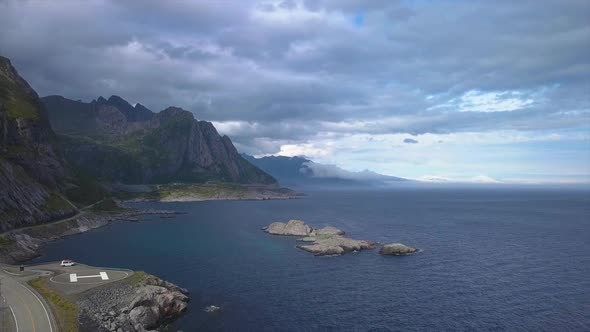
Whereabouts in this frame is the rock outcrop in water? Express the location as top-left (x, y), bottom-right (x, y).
top-left (311, 226), bottom-right (345, 236)
top-left (297, 236), bottom-right (376, 256)
top-left (379, 243), bottom-right (418, 255)
top-left (263, 219), bottom-right (312, 236)
top-left (263, 220), bottom-right (375, 256)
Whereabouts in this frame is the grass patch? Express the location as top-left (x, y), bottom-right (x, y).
top-left (6, 97), bottom-right (38, 120)
top-left (111, 189), bottom-right (161, 201)
top-left (42, 192), bottom-right (74, 213)
top-left (0, 235), bottom-right (13, 249)
top-left (65, 168), bottom-right (108, 208)
top-left (0, 72), bottom-right (40, 120)
top-left (123, 271), bottom-right (148, 287)
top-left (158, 183), bottom-right (248, 200)
top-left (28, 277), bottom-right (79, 332)
top-left (90, 198), bottom-right (126, 213)
top-left (113, 183), bottom-right (254, 201)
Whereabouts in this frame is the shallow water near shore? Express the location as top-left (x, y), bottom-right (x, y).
top-left (32, 187), bottom-right (590, 331)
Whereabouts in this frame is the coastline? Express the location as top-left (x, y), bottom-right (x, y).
top-left (0, 182), bottom-right (302, 264)
top-left (0, 207), bottom-right (191, 332)
top-left (113, 182), bottom-right (303, 203)
top-left (0, 186), bottom-right (302, 331)
top-left (0, 208), bottom-right (183, 264)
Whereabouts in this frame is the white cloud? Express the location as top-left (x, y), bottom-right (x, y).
top-left (458, 90), bottom-right (534, 112)
top-left (417, 175), bottom-right (502, 184)
top-left (277, 143), bottom-right (332, 158)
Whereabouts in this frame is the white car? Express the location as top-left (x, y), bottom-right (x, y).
top-left (60, 259), bottom-right (75, 267)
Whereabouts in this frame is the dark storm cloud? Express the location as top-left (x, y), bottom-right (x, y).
top-left (0, 0), bottom-right (588, 154)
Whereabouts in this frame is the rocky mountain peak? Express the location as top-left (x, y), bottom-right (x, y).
top-left (42, 96), bottom-right (277, 185)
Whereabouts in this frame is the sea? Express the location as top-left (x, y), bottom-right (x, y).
top-left (31, 186), bottom-right (590, 331)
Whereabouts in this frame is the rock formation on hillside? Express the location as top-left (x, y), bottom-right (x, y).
top-left (42, 95), bottom-right (276, 185)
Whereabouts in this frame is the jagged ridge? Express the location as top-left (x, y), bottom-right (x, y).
top-left (42, 95), bottom-right (276, 185)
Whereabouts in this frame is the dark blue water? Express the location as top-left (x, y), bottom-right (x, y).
top-left (32, 187), bottom-right (590, 331)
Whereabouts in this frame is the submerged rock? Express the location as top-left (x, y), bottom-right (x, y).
top-left (263, 219), bottom-right (312, 236)
top-left (204, 305), bottom-right (221, 313)
top-left (379, 243), bottom-right (418, 256)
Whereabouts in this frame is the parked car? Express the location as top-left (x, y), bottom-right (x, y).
top-left (60, 259), bottom-right (75, 267)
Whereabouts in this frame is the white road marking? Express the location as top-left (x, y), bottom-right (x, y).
top-left (1, 294), bottom-right (19, 332)
top-left (50, 270), bottom-right (129, 284)
top-left (18, 283), bottom-right (54, 332)
top-left (69, 272), bottom-right (109, 282)
top-left (9, 305), bottom-right (19, 332)
top-left (2, 269), bottom-right (22, 276)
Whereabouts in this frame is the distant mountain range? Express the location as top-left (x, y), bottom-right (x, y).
top-left (42, 95), bottom-right (276, 185)
top-left (243, 154), bottom-right (407, 188)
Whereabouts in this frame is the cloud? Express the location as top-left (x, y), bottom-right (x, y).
top-left (0, 0), bottom-right (588, 183)
top-left (277, 143), bottom-right (331, 158)
top-left (403, 138), bottom-right (418, 144)
top-left (418, 175), bottom-right (502, 184)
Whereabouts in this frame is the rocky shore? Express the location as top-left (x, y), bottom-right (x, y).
top-left (0, 209), bottom-right (183, 264)
top-left (263, 220), bottom-right (376, 256)
top-left (78, 272), bottom-right (189, 332)
top-left (0, 204), bottom-right (191, 332)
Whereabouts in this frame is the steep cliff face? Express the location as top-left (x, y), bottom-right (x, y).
top-left (0, 56), bottom-right (78, 231)
top-left (42, 96), bottom-right (276, 185)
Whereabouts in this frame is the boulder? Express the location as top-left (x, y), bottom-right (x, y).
top-left (379, 243), bottom-right (417, 255)
top-left (263, 220), bottom-right (312, 236)
top-left (129, 306), bottom-right (158, 329)
top-left (127, 278), bottom-right (189, 329)
top-left (311, 226), bottom-right (345, 236)
top-left (297, 236), bottom-right (375, 256)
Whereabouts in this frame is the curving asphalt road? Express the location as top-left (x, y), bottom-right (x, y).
top-left (0, 269), bottom-right (55, 332)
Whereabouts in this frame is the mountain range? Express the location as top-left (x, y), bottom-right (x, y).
top-left (0, 55), bottom-right (277, 231)
top-left (41, 95), bottom-right (276, 185)
top-left (243, 154), bottom-right (407, 188)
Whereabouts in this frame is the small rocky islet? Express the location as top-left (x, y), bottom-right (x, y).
top-left (262, 219), bottom-right (418, 257)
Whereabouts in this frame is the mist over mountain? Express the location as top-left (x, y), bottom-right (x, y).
top-left (242, 154), bottom-right (406, 188)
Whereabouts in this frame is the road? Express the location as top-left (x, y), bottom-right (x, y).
top-left (0, 269), bottom-right (55, 332)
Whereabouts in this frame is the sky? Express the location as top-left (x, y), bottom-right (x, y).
top-left (0, 0), bottom-right (589, 184)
